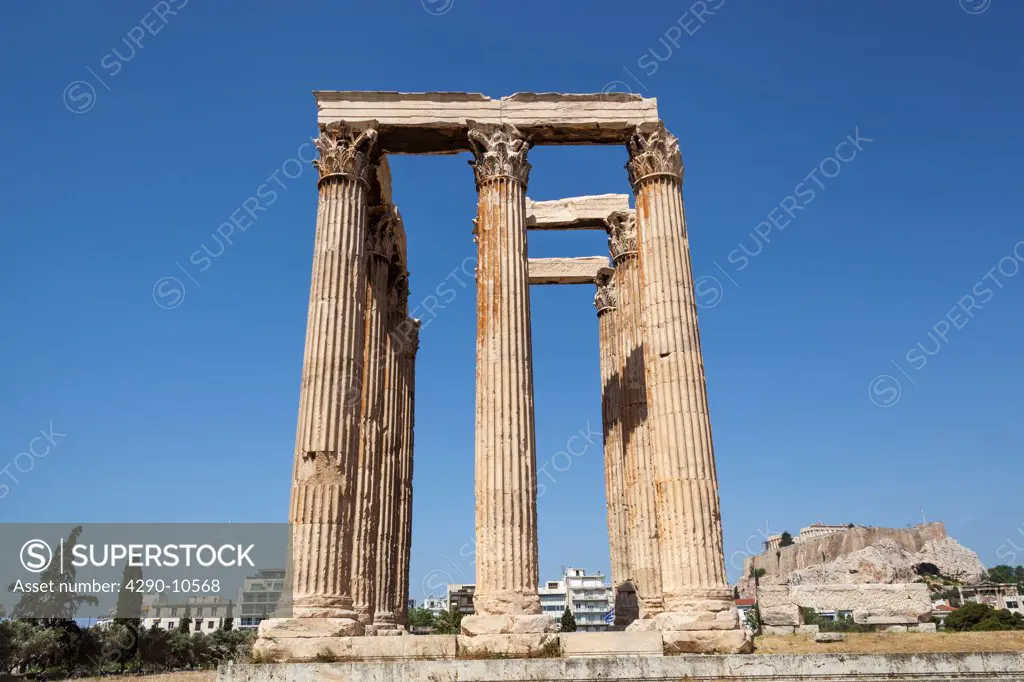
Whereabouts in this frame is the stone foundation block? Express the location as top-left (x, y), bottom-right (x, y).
top-left (456, 633), bottom-right (560, 659)
top-left (257, 618), bottom-right (363, 639)
top-left (916, 622), bottom-right (938, 632)
top-left (662, 629), bottom-right (754, 655)
top-left (797, 624), bottom-right (820, 636)
top-left (814, 632), bottom-right (846, 643)
top-left (253, 634), bottom-right (456, 662)
top-left (653, 609), bottom-right (739, 632)
top-left (559, 632), bottom-right (663, 657)
top-left (759, 605), bottom-right (800, 626)
top-left (854, 612), bottom-right (920, 626)
top-left (762, 625), bottom-right (796, 635)
top-left (624, 618), bottom-right (659, 633)
top-left (511, 614), bottom-right (558, 634)
top-left (879, 624), bottom-right (909, 633)
top-left (461, 614), bottom-right (556, 635)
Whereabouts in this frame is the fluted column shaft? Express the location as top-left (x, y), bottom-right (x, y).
top-left (628, 125), bottom-right (731, 616)
top-left (607, 213), bottom-right (664, 617)
top-left (468, 124), bottom-right (541, 617)
top-left (373, 270), bottom-right (407, 630)
top-left (594, 274), bottom-right (630, 589)
top-left (289, 126), bottom-right (378, 624)
top-left (393, 319), bottom-right (418, 627)
top-left (350, 207), bottom-right (396, 625)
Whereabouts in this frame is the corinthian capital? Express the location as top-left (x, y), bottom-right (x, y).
top-left (467, 123), bottom-right (531, 188)
top-left (314, 124), bottom-right (379, 186)
top-left (594, 271), bottom-right (617, 315)
top-left (605, 211), bottom-right (638, 263)
top-left (626, 123), bottom-right (683, 188)
top-left (367, 205), bottom-right (399, 261)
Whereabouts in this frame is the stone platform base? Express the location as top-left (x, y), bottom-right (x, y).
top-left (254, 629), bottom-right (746, 663)
top-left (461, 613), bottom-right (557, 635)
top-left (221, 651), bottom-right (1024, 681)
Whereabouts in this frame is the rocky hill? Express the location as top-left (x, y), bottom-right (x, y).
top-left (739, 522), bottom-right (986, 593)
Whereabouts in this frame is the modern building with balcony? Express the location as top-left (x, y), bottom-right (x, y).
top-left (235, 568), bottom-right (286, 631)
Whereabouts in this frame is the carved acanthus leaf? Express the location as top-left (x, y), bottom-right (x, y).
top-left (626, 123), bottom-right (683, 187)
top-left (605, 211), bottom-right (638, 262)
top-left (594, 271), bottom-right (617, 314)
top-left (467, 124), bottom-right (531, 187)
top-left (314, 124), bottom-right (379, 185)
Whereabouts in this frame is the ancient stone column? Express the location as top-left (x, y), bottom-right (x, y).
top-left (595, 271), bottom-right (637, 630)
top-left (606, 211), bottom-right (664, 620)
top-left (372, 265), bottom-right (407, 633)
top-left (350, 205), bottom-right (397, 626)
top-left (594, 272), bottom-right (630, 589)
top-left (393, 315), bottom-right (418, 628)
top-left (627, 124), bottom-right (749, 652)
top-left (462, 124), bottom-right (553, 635)
top-left (281, 124), bottom-right (378, 634)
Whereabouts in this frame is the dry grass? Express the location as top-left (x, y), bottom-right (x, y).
top-left (755, 631), bottom-right (1024, 654)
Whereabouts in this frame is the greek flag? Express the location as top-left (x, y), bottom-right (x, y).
top-left (602, 608), bottom-right (614, 625)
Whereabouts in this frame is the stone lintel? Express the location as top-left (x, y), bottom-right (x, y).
top-left (526, 194), bottom-right (632, 230)
top-left (528, 257), bottom-right (611, 285)
top-left (315, 92), bottom-right (660, 154)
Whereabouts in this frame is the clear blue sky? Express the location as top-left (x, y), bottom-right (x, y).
top-left (2, 1), bottom-right (1023, 601)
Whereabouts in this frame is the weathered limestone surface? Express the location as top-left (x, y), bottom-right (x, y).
top-left (560, 632), bottom-right (662, 658)
top-left (628, 124), bottom-right (738, 639)
top-left (526, 194), bottom-right (631, 230)
top-left (252, 634), bottom-right (456, 663)
top-left (286, 124), bottom-right (379, 629)
top-left (463, 124), bottom-right (553, 634)
top-left (350, 206), bottom-right (397, 625)
top-left (315, 92), bottom-right (660, 153)
top-left (594, 273), bottom-right (630, 594)
top-left (757, 584), bottom-right (932, 626)
top-left (607, 211), bottom-right (663, 621)
top-left (225, 651), bottom-right (1024, 681)
top-left (528, 256), bottom-right (611, 284)
top-left (456, 634), bottom-right (560, 659)
top-left (372, 251), bottom-right (409, 631)
top-left (394, 318), bottom-right (419, 627)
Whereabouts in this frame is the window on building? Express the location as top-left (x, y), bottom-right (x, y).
top-left (1007, 601), bottom-right (1019, 609)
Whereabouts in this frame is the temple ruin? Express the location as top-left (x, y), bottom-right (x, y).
top-left (254, 91), bottom-right (750, 660)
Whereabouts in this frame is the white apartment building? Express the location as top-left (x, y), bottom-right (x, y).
top-left (539, 568), bottom-right (613, 632)
top-left (235, 568), bottom-right (286, 631)
top-left (422, 596), bottom-right (448, 617)
top-left (141, 595), bottom-right (233, 634)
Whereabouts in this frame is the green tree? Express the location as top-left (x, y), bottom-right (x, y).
top-left (178, 605), bottom-right (193, 634)
top-left (407, 607), bottom-right (435, 630)
top-left (946, 602), bottom-right (993, 631)
top-left (779, 531), bottom-right (795, 548)
top-left (0, 621), bottom-right (16, 674)
top-left (985, 565), bottom-right (1018, 584)
top-left (139, 624), bottom-right (172, 671)
top-left (974, 609), bottom-right (1024, 631)
top-left (743, 606), bottom-right (762, 634)
top-left (560, 607), bottom-right (577, 632)
top-left (8, 526), bottom-right (98, 620)
top-left (433, 607), bottom-right (463, 635)
top-left (222, 599), bottom-right (234, 631)
top-left (167, 630), bottom-right (194, 669)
